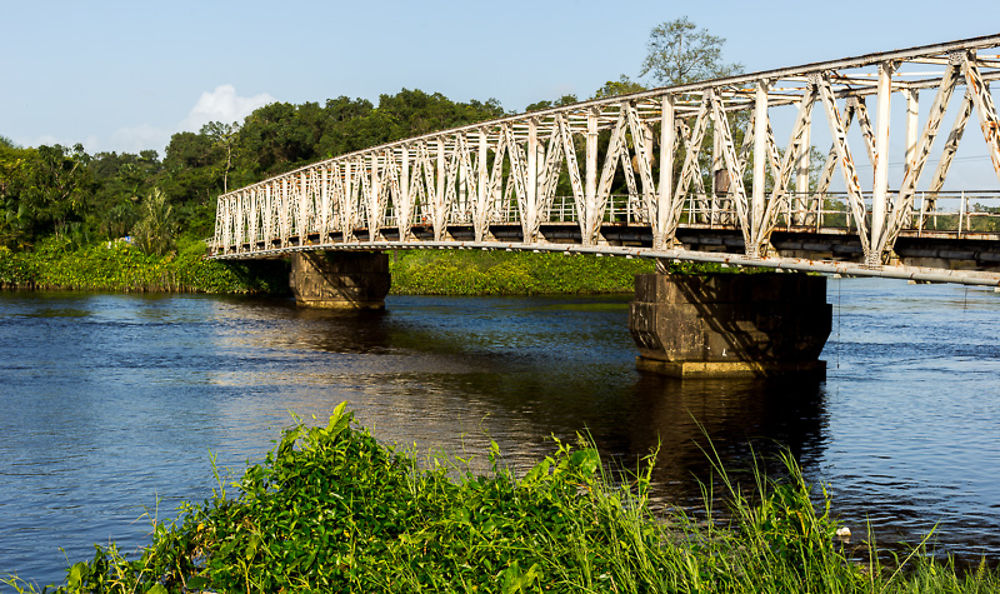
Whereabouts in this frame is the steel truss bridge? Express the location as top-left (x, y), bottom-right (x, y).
top-left (211, 35), bottom-right (1000, 287)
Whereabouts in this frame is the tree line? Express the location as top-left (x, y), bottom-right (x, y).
top-left (0, 18), bottom-right (738, 255)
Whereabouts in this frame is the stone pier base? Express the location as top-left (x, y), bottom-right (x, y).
top-left (629, 273), bottom-right (831, 378)
top-left (289, 251), bottom-right (390, 309)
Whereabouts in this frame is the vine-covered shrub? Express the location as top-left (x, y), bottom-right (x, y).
top-left (389, 250), bottom-right (658, 295)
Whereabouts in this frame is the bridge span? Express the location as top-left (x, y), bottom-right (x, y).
top-left (209, 34), bottom-right (1000, 377)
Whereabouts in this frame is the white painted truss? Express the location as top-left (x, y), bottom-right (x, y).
top-left (211, 34), bottom-right (1000, 277)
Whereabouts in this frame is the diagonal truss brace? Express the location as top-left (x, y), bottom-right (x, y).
top-left (816, 73), bottom-right (872, 259)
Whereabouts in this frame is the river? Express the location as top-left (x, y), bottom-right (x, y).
top-left (1, 278), bottom-right (998, 587)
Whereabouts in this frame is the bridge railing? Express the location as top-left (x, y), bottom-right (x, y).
top-left (277, 189), bottom-right (1000, 244)
top-left (543, 191), bottom-right (1000, 237)
top-left (542, 191), bottom-right (1000, 236)
top-left (768, 190), bottom-right (1000, 236)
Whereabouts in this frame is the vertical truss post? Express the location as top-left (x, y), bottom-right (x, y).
top-left (342, 162), bottom-right (353, 240)
top-left (225, 196), bottom-right (233, 251)
top-left (399, 148), bottom-right (410, 241)
top-left (368, 153), bottom-right (380, 240)
top-left (213, 199), bottom-right (223, 252)
top-left (320, 168), bottom-right (330, 238)
top-left (248, 189), bottom-right (258, 245)
top-left (712, 115), bottom-right (724, 225)
top-left (435, 139), bottom-right (446, 240)
top-left (476, 131), bottom-right (489, 241)
top-left (526, 119), bottom-right (538, 243)
top-left (218, 198), bottom-right (229, 251)
top-left (655, 95), bottom-right (675, 249)
top-left (750, 80), bottom-right (770, 258)
top-left (584, 109), bottom-right (599, 246)
top-left (229, 195), bottom-right (239, 251)
top-left (248, 190), bottom-right (256, 247)
top-left (458, 156), bottom-right (467, 221)
top-left (299, 172), bottom-right (308, 240)
top-left (870, 61), bottom-right (895, 266)
top-left (904, 89), bottom-right (920, 169)
top-left (264, 185), bottom-right (272, 244)
top-left (234, 193), bottom-right (243, 250)
top-left (280, 178), bottom-right (289, 246)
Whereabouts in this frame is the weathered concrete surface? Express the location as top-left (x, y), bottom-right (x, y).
top-left (290, 251), bottom-right (390, 309)
top-left (629, 273), bottom-right (831, 378)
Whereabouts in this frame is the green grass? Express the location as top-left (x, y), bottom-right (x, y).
top-left (5, 405), bottom-right (997, 593)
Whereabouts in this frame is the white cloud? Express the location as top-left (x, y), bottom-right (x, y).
top-left (180, 84), bottom-right (276, 132)
top-left (110, 124), bottom-right (170, 154)
top-left (18, 86), bottom-right (275, 155)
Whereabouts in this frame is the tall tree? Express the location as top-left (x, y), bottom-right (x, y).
top-left (639, 17), bottom-right (742, 87)
top-left (202, 121), bottom-right (240, 193)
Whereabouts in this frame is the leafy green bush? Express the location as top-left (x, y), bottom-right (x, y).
top-left (6, 406), bottom-right (996, 593)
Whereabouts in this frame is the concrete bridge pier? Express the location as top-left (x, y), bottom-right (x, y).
top-left (629, 272), bottom-right (831, 378)
top-left (290, 251), bottom-right (391, 309)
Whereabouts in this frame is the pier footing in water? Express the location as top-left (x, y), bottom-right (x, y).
top-left (290, 251), bottom-right (390, 309)
top-left (629, 272), bottom-right (831, 378)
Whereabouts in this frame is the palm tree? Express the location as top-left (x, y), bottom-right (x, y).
top-left (132, 188), bottom-right (176, 256)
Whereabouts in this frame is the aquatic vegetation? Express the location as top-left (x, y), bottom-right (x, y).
top-left (4, 404), bottom-right (996, 593)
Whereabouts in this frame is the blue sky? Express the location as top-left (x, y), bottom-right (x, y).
top-left (3, 0), bottom-right (999, 156)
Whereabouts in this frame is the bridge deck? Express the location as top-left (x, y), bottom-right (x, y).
top-left (210, 222), bottom-right (1000, 287)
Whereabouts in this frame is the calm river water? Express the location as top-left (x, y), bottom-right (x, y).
top-left (1, 278), bottom-right (999, 587)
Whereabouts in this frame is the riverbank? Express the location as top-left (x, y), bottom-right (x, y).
top-left (0, 241), bottom-right (288, 295)
top-left (4, 405), bottom-right (995, 593)
top-left (0, 242), bottom-right (677, 297)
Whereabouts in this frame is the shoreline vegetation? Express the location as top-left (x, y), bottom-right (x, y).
top-left (0, 241), bottom-right (289, 296)
top-left (0, 241), bottom-right (696, 297)
top-left (5, 406), bottom-right (997, 593)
